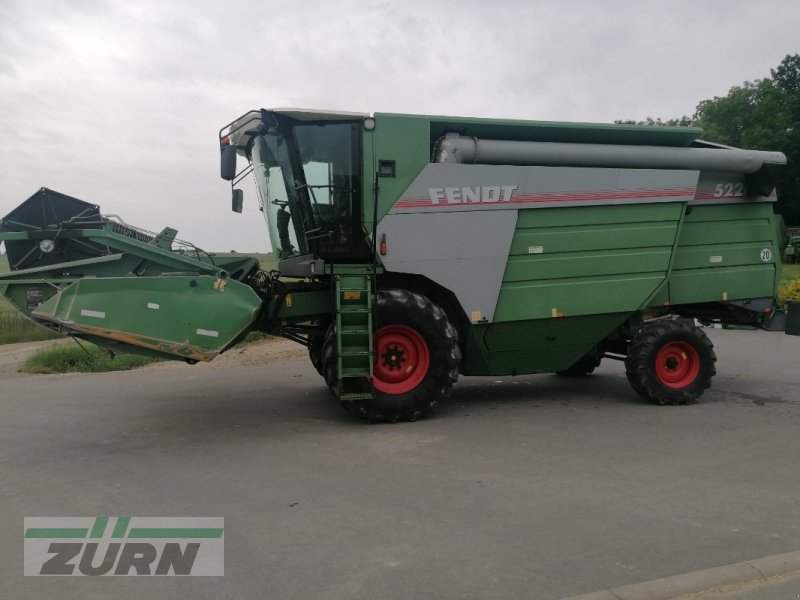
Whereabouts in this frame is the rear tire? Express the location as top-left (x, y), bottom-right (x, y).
top-left (625, 319), bottom-right (716, 405)
top-left (556, 351), bottom-right (601, 377)
top-left (323, 289), bottom-right (461, 423)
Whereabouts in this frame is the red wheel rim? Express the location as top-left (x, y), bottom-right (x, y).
top-left (655, 341), bottom-right (700, 389)
top-left (373, 325), bottom-right (430, 394)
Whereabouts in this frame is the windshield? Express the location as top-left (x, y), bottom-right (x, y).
top-left (251, 133), bottom-right (306, 258)
top-left (250, 119), bottom-right (362, 262)
top-left (293, 123), bottom-right (358, 237)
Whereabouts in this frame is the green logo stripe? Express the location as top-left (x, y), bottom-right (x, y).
top-left (24, 519), bottom-right (223, 540)
top-left (90, 516), bottom-right (108, 538)
top-left (24, 528), bottom-right (88, 539)
top-left (127, 528), bottom-right (224, 539)
top-left (111, 516), bottom-right (130, 538)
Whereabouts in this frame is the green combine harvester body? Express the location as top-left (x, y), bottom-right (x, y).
top-left (0, 108), bottom-right (792, 421)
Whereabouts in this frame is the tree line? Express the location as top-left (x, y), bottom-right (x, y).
top-left (617, 54), bottom-right (800, 225)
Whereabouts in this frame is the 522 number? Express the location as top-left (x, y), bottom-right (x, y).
top-left (713, 182), bottom-right (745, 198)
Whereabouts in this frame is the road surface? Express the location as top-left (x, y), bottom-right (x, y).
top-left (1, 329), bottom-right (799, 599)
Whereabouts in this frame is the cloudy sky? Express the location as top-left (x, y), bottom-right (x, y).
top-left (1, 0), bottom-right (798, 252)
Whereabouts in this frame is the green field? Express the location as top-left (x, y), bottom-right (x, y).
top-left (0, 298), bottom-right (62, 344)
top-left (780, 263), bottom-right (800, 285)
top-left (0, 253), bottom-right (63, 343)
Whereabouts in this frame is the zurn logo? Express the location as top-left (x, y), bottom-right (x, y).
top-left (24, 517), bottom-right (224, 576)
top-left (428, 185), bottom-right (517, 204)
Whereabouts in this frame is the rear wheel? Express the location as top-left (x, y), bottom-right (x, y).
top-left (625, 319), bottom-right (716, 405)
top-left (556, 351), bottom-right (601, 377)
top-left (324, 289), bottom-right (461, 422)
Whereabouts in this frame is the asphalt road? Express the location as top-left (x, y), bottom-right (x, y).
top-left (1, 328), bottom-right (799, 600)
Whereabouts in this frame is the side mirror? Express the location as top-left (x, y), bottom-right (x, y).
top-left (231, 189), bottom-right (243, 213)
top-left (221, 144), bottom-right (237, 181)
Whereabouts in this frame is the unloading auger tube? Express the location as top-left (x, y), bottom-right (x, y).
top-left (434, 133), bottom-right (787, 174)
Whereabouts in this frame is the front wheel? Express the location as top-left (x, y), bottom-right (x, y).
top-left (625, 319), bottom-right (717, 405)
top-left (324, 289), bottom-right (461, 423)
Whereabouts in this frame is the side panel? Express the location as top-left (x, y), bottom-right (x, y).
top-left (668, 202), bottom-right (779, 304)
top-left (377, 210), bottom-right (518, 322)
top-left (379, 163), bottom-right (696, 376)
top-left (494, 203), bottom-right (686, 321)
top-left (389, 164), bottom-right (698, 214)
top-left (376, 154), bottom-right (781, 376)
top-left (372, 114), bottom-right (431, 225)
top-left (379, 163), bottom-right (696, 323)
top-left (462, 314), bottom-right (630, 376)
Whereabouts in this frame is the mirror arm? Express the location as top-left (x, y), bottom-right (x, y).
top-left (233, 164), bottom-right (253, 187)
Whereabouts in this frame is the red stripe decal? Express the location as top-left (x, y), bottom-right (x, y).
top-left (393, 188), bottom-right (696, 209)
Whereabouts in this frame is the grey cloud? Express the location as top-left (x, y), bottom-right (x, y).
top-left (1, 0), bottom-right (799, 251)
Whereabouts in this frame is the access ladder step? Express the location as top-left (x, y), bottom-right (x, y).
top-left (333, 266), bottom-right (375, 397)
top-left (340, 367), bottom-right (372, 378)
top-left (339, 392), bottom-right (374, 401)
top-left (340, 347), bottom-right (372, 357)
top-left (340, 326), bottom-right (369, 334)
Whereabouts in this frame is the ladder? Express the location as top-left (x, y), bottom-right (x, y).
top-left (333, 265), bottom-right (375, 403)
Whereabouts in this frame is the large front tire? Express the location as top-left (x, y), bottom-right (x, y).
top-left (324, 289), bottom-right (461, 423)
top-left (625, 319), bottom-right (716, 405)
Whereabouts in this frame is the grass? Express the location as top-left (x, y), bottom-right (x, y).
top-left (21, 344), bottom-right (162, 374)
top-left (18, 331), bottom-right (273, 374)
top-left (0, 312), bottom-right (62, 344)
top-left (780, 262), bottom-right (800, 285)
top-left (0, 295), bottom-right (63, 345)
top-left (242, 331), bottom-right (273, 343)
top-left (1, 251), bottom-right (63, 344)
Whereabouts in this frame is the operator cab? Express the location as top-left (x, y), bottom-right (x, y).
top-left (221, 109), bottom-right (371, 270)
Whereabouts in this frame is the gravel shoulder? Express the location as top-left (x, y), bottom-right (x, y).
top-left (0, 336), bottom-right (308, 380)
top-left (0, 339), bottom-right (70, 379)
top-left (142, 336), bottom-right (308, 370)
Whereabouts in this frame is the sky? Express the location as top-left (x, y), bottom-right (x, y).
top-left (1, 0), bottom-right (799, 252)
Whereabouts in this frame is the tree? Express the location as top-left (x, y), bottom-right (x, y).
top-left (615, 116), bottom-right (696, 127)
top-left (618, 54), bottom-right (800, 224)
top-left (694, 54), bottom-right (800, 224)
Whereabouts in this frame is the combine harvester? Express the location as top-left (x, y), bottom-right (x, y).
top-left (0, 109), bottom-right (792, 421)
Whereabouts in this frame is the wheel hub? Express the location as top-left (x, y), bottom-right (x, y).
top-left (655, 341), bottom-right (701, 389)
top-left (373, 325), bottom-right (430, 394)
top-left (381, 344), bottom-right (407, 370)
